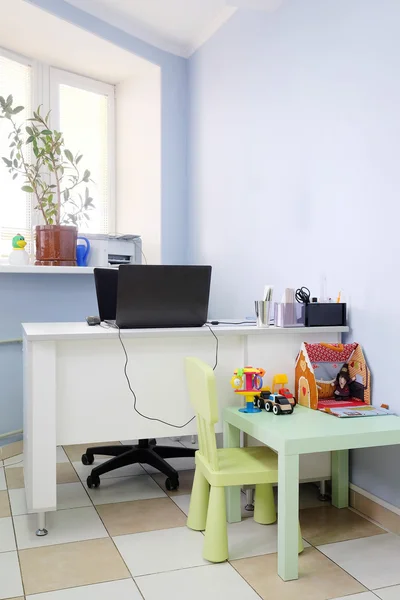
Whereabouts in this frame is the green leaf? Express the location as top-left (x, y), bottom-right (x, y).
top-left (0, 96), bottom-right (5, 107)
top-left (12, 106), bottom-right (24, 114)
top-left (26, 135), bottom-right (34, 144)
top-left (12, 173), bottom-right (18, 180)
top-left (22, 185), bottom-right (34, 193)
top-left (41, 129), bottom-right (52, 136)
top-left (26, 126), bottom-right (33, 136)
top-left (76, 154), bottom-right (83, 164)
top-left (83, 169), bottom-right (90, 182)
top-left (64, 149), bottom-right (74, 163)
top-left (63, 189), bottom-right (70, 201)
top-left (2, 157), bottom-right (12, 167)
top-left (13, 159), bottom-right (18, 168)
top-left (6, 94), bottom-right (13, 105)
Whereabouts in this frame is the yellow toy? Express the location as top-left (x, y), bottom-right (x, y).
top-left (231, 366), bottom-right (265, 413)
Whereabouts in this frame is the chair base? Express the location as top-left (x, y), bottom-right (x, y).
top-left (82, 439), bottom-right (195, 490)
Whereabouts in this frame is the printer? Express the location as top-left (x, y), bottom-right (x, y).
top-left (81, 234), bottom-right (142, 267)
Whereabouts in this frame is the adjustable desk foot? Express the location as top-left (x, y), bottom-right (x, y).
top-left (36, 512), bottom-right (48, 536)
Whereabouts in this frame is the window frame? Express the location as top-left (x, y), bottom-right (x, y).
top-left (0, 46), bottom-right (116, 238)
top-left (49, 67), bottom-right (116, 233)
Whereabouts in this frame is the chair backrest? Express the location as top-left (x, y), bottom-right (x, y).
top-left (185, 357), bottom-right (219, 471)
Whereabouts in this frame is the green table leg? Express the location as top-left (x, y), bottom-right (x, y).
top-left (278, 453), bottom-right (299, 581)
top-left (223, 420), bottom-right (241, 523)
top-left (332, 449), bottom-right (349, 508)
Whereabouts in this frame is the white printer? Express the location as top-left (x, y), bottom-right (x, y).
top-left (81, 234), bottom-right (142, 267)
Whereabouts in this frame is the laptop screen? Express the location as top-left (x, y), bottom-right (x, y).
top-left (116, 265), bottom-right (212, 329)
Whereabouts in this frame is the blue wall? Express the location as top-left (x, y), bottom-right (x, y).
top-left (188, 0), bottom-right (400, 507)
top-left (27, 0), bottom-right (188, 265)
top-left (0, 274), bottom-right (98, 440)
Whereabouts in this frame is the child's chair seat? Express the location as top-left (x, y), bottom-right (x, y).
top-left (196, 446), bottom-right (278, 487)
top-left (185, 357), bottom-right (304, 564)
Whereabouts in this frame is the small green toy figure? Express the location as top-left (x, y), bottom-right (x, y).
top-left (9, 233), bottom-right (30, 266)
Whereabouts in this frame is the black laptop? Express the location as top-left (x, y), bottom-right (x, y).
top-left (94, 268), bottom-right (119, 322)
top-left (114, 265), bottom-right (212, 329)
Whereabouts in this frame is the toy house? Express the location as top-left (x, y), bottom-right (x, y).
top-left (295, 342), bottom-right (370, 411)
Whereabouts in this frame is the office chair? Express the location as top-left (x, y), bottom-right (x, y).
top-left (82, 438), bottom-right (195, 490)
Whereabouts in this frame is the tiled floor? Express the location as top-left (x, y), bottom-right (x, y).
top-left (0, 437), bottom-right (399, 600)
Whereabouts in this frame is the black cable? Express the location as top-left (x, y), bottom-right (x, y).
top-left (205, 324), bottom-right (219, 370)
top-left (116, 326), bottom-right (198, 428)
top-left (295, 287), bottom-right (311, 305)
top-left (208, 320), bottom-right (256, 326)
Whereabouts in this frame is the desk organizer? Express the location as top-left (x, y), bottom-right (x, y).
top-left (295, 342), bottom-right (371, 411)
top-left (274, 303), bottom-right (305, 327)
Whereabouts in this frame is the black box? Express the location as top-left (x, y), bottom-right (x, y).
top-left (305, 303), bottom-right (346, 327)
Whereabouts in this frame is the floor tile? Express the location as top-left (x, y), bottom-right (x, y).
top-left (0, 490), bottom-right (11, 517)
top-left (0, 551), bottom-right (24, 599)
top-left (19, 538), bottom-right (130, 595)
top-left (318, 533), bottom-right (400, 590)
top-left (330, 593), bottom-right (377, 600)
top-left (63, 442), bottom-right (121, 463)
top-left (14, 506), bottom-right (107, 549)
top-left (0, 516), bottom-right (16, 552)
top-left (136, 562), bottom-right (260, 600)
top-left (0, 441), bottom-right (23, 461)
top-left (72, 459), bottom-right (146, 482)
top-left (114, 526), bottom-right (207, 576)
top-left (151, 469), bottom-right (194, 496)
top-left (375, 585), bottom-right (400, 599)
top-left (5, 467), bottom-right (24, 489)
top-left (300, 506), bottom-right (385, 546)
top-left (56, 463), bottom-right (80, 484)
top-left (86, 474), bottom-right (166, 505)
top-left (171, 493), bottom-right (191, 516)
top-left (299, 483), bottom-right (331, 509)
top-left (4, 454), bottom-right (23, 468)
top-left (231, 547), bottom-right (366, 600)
top-left (9, 483), bottom-right (91, 516)
top-left (97, 496), bottom-right (186, 536)
top-left (56, 446), bottom-right (69, 463)
top-left (228, 518), bottom-right (309, 561)
top-left (26, 579), bottom-right (142, 599)
top-left (0, 467), bottom-right (6, 491)
top-left (142, 455), bottom-right (195, 474)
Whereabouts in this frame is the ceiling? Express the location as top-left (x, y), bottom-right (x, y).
top-left (64, 0), bottom-right (283, 58)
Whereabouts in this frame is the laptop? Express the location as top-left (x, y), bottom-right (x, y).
top-left (94, 268), bottom-right (119, 322)
top-left (115, 265), bottom-right (212, 329)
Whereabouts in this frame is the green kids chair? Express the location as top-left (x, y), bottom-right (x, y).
top-left (185, 357), bottom-right (303, 563)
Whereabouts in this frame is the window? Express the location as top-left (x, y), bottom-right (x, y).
top-left (0, 50), bottom-right (32, 256)
top-left (50, 68), bottom-right (115, 234)
top-left (0, 49), bottom-right (115, 256)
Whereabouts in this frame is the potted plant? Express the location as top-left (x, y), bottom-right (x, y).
top-left (0, 95), bottom-right (94, 265)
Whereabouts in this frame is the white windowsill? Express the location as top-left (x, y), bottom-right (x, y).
top-left (0, 264), bottom-right (94, 274)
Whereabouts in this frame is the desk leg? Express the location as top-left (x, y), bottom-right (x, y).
top-left (278, 453), bottom-right (299, 581)
top-left (224, 421), bottom-right (241, 523)
top-left (332, 450), bottom-right (349, 508)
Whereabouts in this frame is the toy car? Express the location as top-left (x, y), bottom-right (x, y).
top-left (279, 387), bottom-right (296, 407)
top-left (265, 393), bottom-right (294, 415)
top-left (254, 392), bottom-right (294, 415)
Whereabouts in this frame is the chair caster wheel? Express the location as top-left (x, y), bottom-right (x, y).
top-left (82, 453), bottom-right (94, 466)
top-left (165, 477), bottom-right (179, 491)
top-left (87, 475), bottom-right (100, 489)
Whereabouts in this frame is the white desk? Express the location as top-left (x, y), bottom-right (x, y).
top-left (22, 322), bottom-right (348, 530)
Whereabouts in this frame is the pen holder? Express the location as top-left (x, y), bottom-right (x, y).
top-left (274, 303), bottom-right (305, 328)
top-left (255, 301), bottom-right (271, 328)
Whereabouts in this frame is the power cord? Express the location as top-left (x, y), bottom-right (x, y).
top-left (116, 324), bottom-right (218, 428)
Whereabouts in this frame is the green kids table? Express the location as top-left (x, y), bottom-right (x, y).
top-left (223, 404), bottom-right (400, 581)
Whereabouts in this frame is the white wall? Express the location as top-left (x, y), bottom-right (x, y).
top-left (188, 0), bottom-right (400, 507)
top-left (116, 67), bottom-right (162, 263)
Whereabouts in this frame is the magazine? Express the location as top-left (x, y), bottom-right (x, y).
top-left (319, 405), bottom-right (396, 418)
